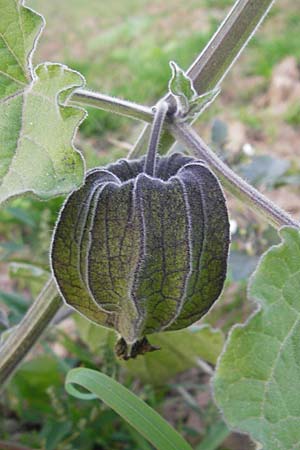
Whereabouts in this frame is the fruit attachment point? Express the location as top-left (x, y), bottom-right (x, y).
top-left (115, 337), bottom-right (161, 360)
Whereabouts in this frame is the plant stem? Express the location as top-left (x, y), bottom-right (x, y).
top-left (186, 0), bottom-right (275, 94)
top-left (70, 90), bottom-right (153, 123)
top-left (170, 123), bottom-right (299, 230)
top-left (70, 86), bottom-right (299, 230)
top-left (71, 0), bottom-right (275, 160)
top-left (129, 0), bottom-right (275, 158)
top-left (144, 102), bottom-right (169, 176)
top-left (0, 279), bottom-right (61, 388)
top-left (0, 0), bottom-right (281, 387)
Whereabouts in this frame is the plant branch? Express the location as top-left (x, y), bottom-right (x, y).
top-left (128, 0), bottom-right (275, 158)
top-left (185, 0), bottom-right (275, 94)
top-left (0, 0), bottom-right (281, 388)
top-left (0, 278), bottom-right (61, 388)
top-left (170, 122), bottom-right (299, 230)
top-left (68, 83), bottom-right (299, 229)
top-left (70, 90), bottom-right (153, 123)
top-left (72, 84), bottom-right (298, 229)
top-left (71, 0), bottom-right (276, 160)
top-left (69, 86), bottom-right (299, 230)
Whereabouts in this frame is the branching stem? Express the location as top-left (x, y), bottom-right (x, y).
top-left (0, 0), bottom-right (285, 388)
top-left (70, 89), bottom-right (299, 230)
top-left (129, 0), bottom-right (275, 158)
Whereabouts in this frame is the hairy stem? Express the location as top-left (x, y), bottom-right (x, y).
top-left (71, 0), bottom-right (275, 161)
top-left (70, 90), bottom-right (153, 123)
top-left (129, 0), bottom-right (275, 158)
top-left (186, 0), bottom-right (275, 93)
top-left (144, 102), bottom-right (169, 176)
top-left (171, 123), bottom-right (299, 230)
top-left (0, 279), bottom-right (61, 388)
top-left (70, 85), bottom-right (299, 230)
top-left (0, 0), bottom-right (279, 387)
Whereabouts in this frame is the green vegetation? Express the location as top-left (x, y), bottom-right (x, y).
top-left (284, 102), bottom-right (300, 127)
top-left (248, 10), bottom-right (300, 78)
top-left (1, 0), bottom-right (300, 449)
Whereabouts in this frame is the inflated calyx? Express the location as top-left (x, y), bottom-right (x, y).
top-left (51, 152), bottom-right (229, 359)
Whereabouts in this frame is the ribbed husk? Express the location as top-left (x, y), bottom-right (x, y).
top-left (51, 153), bottom-right (229, 357)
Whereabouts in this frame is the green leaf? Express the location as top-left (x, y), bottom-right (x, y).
top-left (187, 88), bottom-right (220, 121)
top-left (168, 61), bottom-right (219, 120)
top-left (65, 367), bottom-right (192, 450)
top-left (169, 61), bottom-right (196, 114)
top-left (125, 424), bottom-right (154, 450)
top-left (214, 226), bottom-right (300, 450)
top-left (0, 0), bottom-right (86, 204)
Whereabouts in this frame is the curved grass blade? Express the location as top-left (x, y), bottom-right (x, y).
top-left (65, 368), bottom-right (192, 450)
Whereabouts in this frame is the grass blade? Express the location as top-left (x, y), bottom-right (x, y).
top-left (65, 368), bottom-right (192, 450)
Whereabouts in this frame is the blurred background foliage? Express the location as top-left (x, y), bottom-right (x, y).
top-left (0, 0), bottom-right (300, 448)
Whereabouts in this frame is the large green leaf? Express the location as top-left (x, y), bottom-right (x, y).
top-left (214, 226), bottom-right (300, 450)
top-left (66, 367), bottom-right (192, 450)
top-left (0, 0), bottom-right (86, 204)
